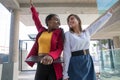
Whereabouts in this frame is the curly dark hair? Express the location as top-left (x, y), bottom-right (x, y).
top-left (45, 14), bottom-right (59, 26)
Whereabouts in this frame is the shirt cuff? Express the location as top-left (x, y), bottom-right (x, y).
top-left (107, 12), bottom-right (112, 17)
top-left (63, 72), bottom-right (69, 79)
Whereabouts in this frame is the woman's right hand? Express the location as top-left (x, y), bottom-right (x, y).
top-left (109, 8), bottom-right (113, 14)
top-left (41, 55), bottom-right (53, 65)
top-left (30, 0), bottom-right (33, 6)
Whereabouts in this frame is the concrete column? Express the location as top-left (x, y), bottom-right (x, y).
top-left (0, 64), bottom-right (3, 80)
top-left (113, 36), bottom-right (120, 49)
top-left (1, 9), bottom-right (19, 80)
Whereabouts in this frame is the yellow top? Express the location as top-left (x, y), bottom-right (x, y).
top-left (38, 31), bottom-right (53, 55)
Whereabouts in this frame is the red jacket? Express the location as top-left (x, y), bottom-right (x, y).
top-left (25, 6), bottom-right (64, 80)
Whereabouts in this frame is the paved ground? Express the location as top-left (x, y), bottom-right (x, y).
top-left (18, 71), bottom-right (120, 80)
top-left (18, 71), bottom-right (35, 80)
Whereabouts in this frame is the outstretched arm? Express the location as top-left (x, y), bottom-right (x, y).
top-left (86, 9), bottom-right (112, 36)
top-left (30, 0), bottom-right (44, 31)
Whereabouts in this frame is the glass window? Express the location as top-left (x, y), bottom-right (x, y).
top-left (0, 3), bottom-right (11, 63)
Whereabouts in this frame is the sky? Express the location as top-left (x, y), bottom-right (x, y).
top-left (96, 0), bottom-right (118, 13)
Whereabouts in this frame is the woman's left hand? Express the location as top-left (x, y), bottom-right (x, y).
top-left (41, 55), bottom-right (53, 65)
top-left (109, 8), bottom-right (113, 14)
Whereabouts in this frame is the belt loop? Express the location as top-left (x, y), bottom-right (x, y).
top-left (83, 50), bottom-right (86, 55)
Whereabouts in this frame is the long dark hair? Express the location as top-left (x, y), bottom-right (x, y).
top-left (67, 14), bottom-right (82, 32)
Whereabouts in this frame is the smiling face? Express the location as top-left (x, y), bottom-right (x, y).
top-left (68, 15), bottom-right (79, 28)
top-left (67, 14), bottom-right (82, 32)
top-left (48, 16), bottom-right (60, 29)
top-left (46, 14), bottom-right (60, 31)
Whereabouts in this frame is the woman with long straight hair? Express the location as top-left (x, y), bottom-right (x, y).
top-left (63, 9), bottom-right (113, 80)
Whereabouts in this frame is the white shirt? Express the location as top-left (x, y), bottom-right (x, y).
top-left (63, 12), bottom-right (112, 79)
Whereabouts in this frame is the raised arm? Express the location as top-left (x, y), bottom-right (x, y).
top-left (30, 0), bottom-right (44, 31)
top-left (86, 10), bottom-right (112, 36)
